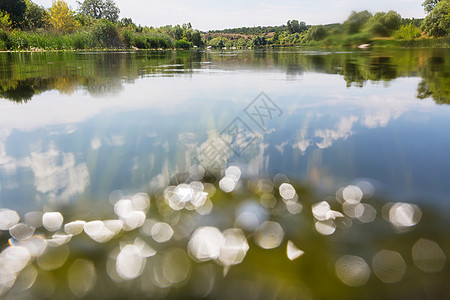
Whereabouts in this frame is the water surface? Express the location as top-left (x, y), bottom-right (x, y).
top-left (0, 49), bottom-right (449, 299)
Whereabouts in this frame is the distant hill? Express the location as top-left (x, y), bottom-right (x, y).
top-left (207, 25), bottom-right (289, 35)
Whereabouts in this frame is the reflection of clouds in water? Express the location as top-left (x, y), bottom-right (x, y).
top-left (315, 115), bottom-right (359, 149)
top-left (20, 148), bottom-right (90, 205)
top-left (0, 130), bottom-right (19, 191)
top-left (90, 137), bottom-right (102, 150)
top-left (109, 136), bottom-right (125, 147)
top-left (293, 104), bottom-right (406, 153)
top-left (362, 110), bottom-right (401, 129)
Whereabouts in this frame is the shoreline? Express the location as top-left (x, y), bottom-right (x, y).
top-left (1, 35), bottom-right (449, 53)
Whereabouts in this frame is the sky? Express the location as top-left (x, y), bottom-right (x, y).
top-left (33, 0), bottom-right (426, 31)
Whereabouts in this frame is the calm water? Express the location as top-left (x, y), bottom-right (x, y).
top-left (0, 49), bottom-right (449, 299)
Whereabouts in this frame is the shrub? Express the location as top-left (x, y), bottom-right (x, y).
top-left (72, 31), bottom-right (93, 49)
top-left (9, 31), bottom-right (29, 49)
top-left (92, 19), bottom-right (121, 48)
top-left (132, 34), bottom-right (146, 48)
top-left (392, 23), bottom-right (422, 39)
top-left (121, 29), bottom-right (132, 47)
top-left (0, 29), bottom-right (10, 49)
top-left (174, 39), bottom-right (192, 49)
top-left (0, 10), bottom-right (12, 30)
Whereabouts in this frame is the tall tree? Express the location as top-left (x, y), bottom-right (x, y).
top-left (78, 0), bottom-right (103, 19)
top-left (47, 0), bottom-right (77, 33)
top-left (287, 20), bottom-right (307, 34)
top-left (191, 29), bottom-right (203, 46)
top-left (422, 0), bottom-right (450, 37)
top-left (172, 25), bottom-right (183, 40)
top-left (365, 10), bottom-right (401, 36)
top-left (78, 0), bottom-right (119, 22)
top-left (0, 0), bottom-right (26, 26)
top-left (343, 11), bottom-right (372, 34)
top-left (102, 0), bottom-right (119, 22)
top-left (423, 0), bottom-right (441, 13)
top-left (24, 0), bottom-right (48, 29)
top-left (0, 10), bottom-right (12, 29)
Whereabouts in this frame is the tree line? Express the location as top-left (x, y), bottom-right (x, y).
top-left (0, 0), bottom-right (203, 50)
top-left (207, 0), bottom-right (449, 48)
top-left (0, 0), bottom-right (449, 50)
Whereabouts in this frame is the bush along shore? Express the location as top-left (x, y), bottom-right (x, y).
top-left (0, 0), bottom-right (449, 51)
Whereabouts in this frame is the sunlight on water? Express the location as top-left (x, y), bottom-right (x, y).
top-left (218, 228), bottom-right (249, 268)
top-left (314, 219), bottom-right (336, 235)
top-left (219, 176), bottom-right (236, 193)
top-left (9, 223), bottom-right (35, 241)
top-left (188, 226), bottom-right (225, 262)
top-left (254, 221), bottom-right (284, 249)
top-left (36, 245), bottom-right (69, 271)
top-left (357, 204), bottom-right (377, 223)
top-left (0, 171), bottom-right (446, 298)
top-left (279, 183), bottom-right (296, 200)
top-left (412, 239), bottom-right (446, 273)
top-left (116, 244), bottom-right (146, 280)
top-left (0, 49), bottom-right (449, 298)
top-left (46, 233), bottom-right (72, 247)
top-left (388, 202), bottom-right (422, 230)
top-left (286, 240), bottom-right (304, 261)
top-left (342, 185), bottom-right (363, 204)
top-left (372, 250), bottom-right (406, 284)
top-left (68, 259), bottom-right (97, 297)
top-left (64, 220), bottom-right (86, 235)
top-left (150, 222), bottom-right (174, 243)
top-left (42, 212), bottom-right (64, 232)
top-left (161, 248), bottom-right (191, 284)
top-left (0, 209), bottom-right (20, 230)
top-left (335, 255), bottom-right (371, 287)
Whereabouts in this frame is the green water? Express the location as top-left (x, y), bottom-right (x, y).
top-left (0, 48), bottom-right (449, 299)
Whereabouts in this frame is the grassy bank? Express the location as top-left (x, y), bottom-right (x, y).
top-left (371, 37), bottom-right (450, 48)
top-left (0, 27), bottom-right (195, 51)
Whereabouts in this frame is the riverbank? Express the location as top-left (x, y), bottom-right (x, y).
top-left (1, 37), bottom-right (449, 53)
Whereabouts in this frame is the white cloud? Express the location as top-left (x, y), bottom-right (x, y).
top-left (21, 148), bottom-right (90, 205)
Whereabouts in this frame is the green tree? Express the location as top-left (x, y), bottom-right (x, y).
top-left (47, 0), bottom-right (78, 33)
top-left (172, 24), bottom-right (182, 40)
top-left (0, 0), bottom-right (26, 26)
top-left (365, 10), bottom-right (402, 36)
top-left (422, 0), bottom-right (450, 37)
top-left (92, 19), bottom-right (120, 47)
top-left (308, 25), bottom-right (327, 40)
top-left (423, 0), bottom-right (441, 13)
top-left (78, 0), bottom-right (103, 19)
top-left (0, 9), bottom-right (12, 30)
top-left (102, 0), bottom-right (119, 22)
top-left (119, 17), bottom-right (133, 27)
top-left (273, 29), bottom-right (280, 43)
top-left (191, 29), bottom-right (202, 46)
top-left (182, 22), bottom-right (192, 41)
top-left (78, 0), bottom-right (119, 22)
top-left (392, 23), bottom-right (422, 39)
top-left (287, 20), bottom-right (306, 34)
top-left (24, 0), bottom-right (48, 29)
top-left (343, 11), bottom-right (372, 34)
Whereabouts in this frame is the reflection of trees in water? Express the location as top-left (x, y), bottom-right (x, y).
top-left (368, 56), bottom-right (397, 82)
top-left (0, 49), bottom-right (448, 104)
top-left (417, 56), bottom-right (450, 105)
top-left (342, 59), bottom-right (365, 87)
top-left (0, 51), bottom-right (199, 102)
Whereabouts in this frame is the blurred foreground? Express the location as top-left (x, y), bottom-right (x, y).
top-left (0, 166), bottom-right (448, 299)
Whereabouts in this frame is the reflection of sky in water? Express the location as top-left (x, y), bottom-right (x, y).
top-left (1, 66), bottom-right (450, 211)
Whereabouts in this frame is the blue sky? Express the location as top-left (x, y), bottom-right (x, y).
top-left (33, 0), bottom-right (426, 31)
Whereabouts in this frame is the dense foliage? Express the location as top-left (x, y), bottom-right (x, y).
top-left (422, 0), bottom-right (450, 37)
top-left (0, 0), bottom-right (448, 50)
